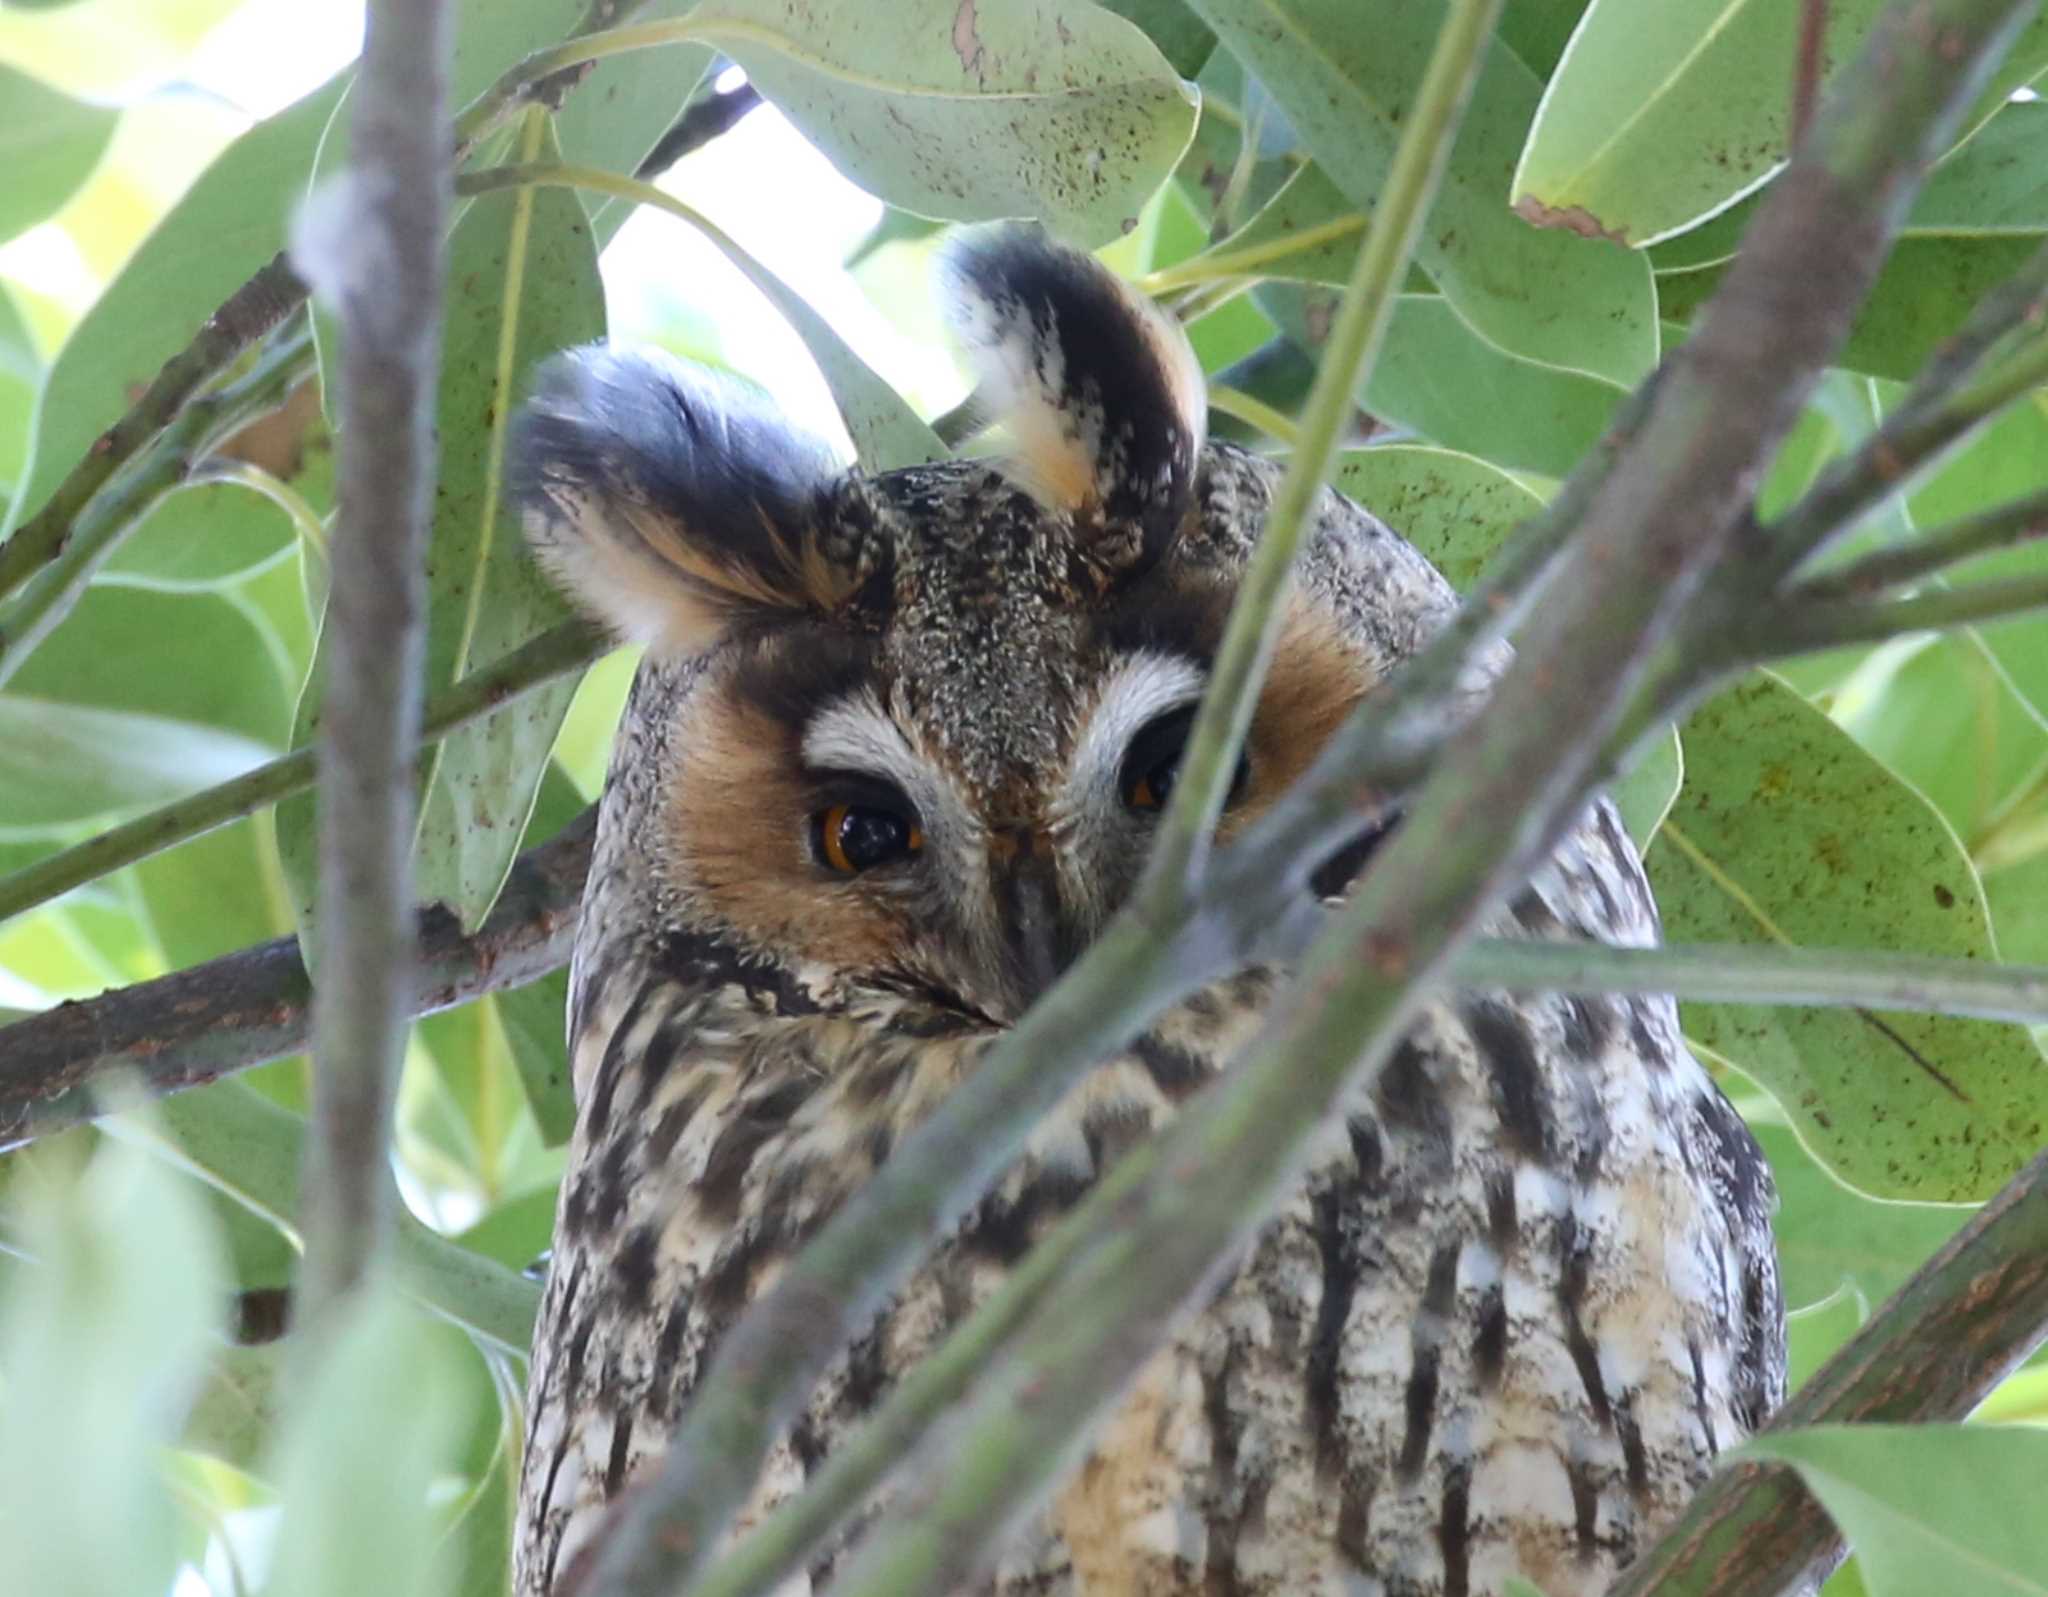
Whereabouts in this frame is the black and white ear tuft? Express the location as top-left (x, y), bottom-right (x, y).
top-left (939, 226), bottom-right (1206, 569)
top-left (512, 347), bottom-right (869, 654)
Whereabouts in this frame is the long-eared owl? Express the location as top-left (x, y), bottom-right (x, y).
top-left (509, 227), bottom-right (1785, 1597)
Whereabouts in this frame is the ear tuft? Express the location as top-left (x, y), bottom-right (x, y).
top-left (512, 347), bottom-right (865, 654)
top-left (939, 226), bottom-right (1205, 567)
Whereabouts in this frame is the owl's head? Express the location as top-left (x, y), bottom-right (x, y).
top-left (515, 229), bottom-right (1452, 1029)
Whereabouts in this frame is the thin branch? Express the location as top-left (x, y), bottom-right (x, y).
top-left (0, 2), bottom-right (646, 632)
top-left (0, 619), bottom-right (603, 925)
top-left (1764, 234), bottom-right (2048, 579)
top-left (634, 81), bottom-right (761, 179)
top-left (0, 325), bottom-right (315, 688)
top-left (706, 2), bottom-right (2043, 1591)
top-left (1609, 1147), bottom-right (2048, 1597)
top-left (1792, 484), bottom-right (2048, 599)
top-left (1763, 565), bottom-right (2048, 653)
top-left (292, 0), bottom-right (452, 1336)
top-left (0, 258), bottom-right (307, 602)
top-left (1145, 0), bottom-right (1494, 903)
top-left (453, 17), bottom-right (707, 149)
top-left (0, 810), bottom-right (594, 1151)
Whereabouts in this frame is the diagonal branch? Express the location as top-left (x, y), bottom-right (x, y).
top-left (0, 809), bottom-right (594, 1152)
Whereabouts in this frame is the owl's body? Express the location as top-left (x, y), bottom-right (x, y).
top-left (511, 233), bottom-right (1783, 1597)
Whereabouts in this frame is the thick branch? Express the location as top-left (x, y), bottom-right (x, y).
top-left (293, 0), bottom-right (451, 1334)
top-left (0, 810), bottom-right (593, 1151)
top-left (1610, 1148), bottom-right (2048, 1597)
top-left (0, 619), bottom-right (602, 925)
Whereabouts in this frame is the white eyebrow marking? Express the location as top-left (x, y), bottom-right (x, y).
top-left (802, 691), bottom-right (926, 792)
top-left (1054, 652), bottom-right (1206, 828)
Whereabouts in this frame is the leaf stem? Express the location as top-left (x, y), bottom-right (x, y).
top-left (0, 619), bottom-right (602, 927)
top-left (451, 18), bottom-right (708, 150)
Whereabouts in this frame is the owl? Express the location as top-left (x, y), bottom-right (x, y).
top-left (508, 228), bottom-right (1785, 1597)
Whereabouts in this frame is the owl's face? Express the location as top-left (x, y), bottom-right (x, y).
top-left (517, 229), bottom-right (1451, 1027)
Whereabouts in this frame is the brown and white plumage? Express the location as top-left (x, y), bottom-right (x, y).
top-left (511, 227), bottom-right (1784, 1597)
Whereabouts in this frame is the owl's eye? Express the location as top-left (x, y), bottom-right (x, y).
top-left (814, 798), bottom-right (925, 874)
top-left (1121, 706), bottom-right (1249, 813)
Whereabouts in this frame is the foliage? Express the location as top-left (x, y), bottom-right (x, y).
top-left (1, 1), bottom-right (2046, 1594)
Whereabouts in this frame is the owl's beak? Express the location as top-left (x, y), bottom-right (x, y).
top-left (990, 829), bottom-right (1082, 1017)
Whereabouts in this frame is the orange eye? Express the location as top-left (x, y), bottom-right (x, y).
top-left (815, 801), bottom-right (924, 874)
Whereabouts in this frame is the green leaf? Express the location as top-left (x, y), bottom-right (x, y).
top-left (1755, 1119), bottom-right (1965, 1318)
top-left (0, 1114), bottom-right (225, 1597)
top-left (1660, 235), bottom-right (2043, 383)
top-left (1496, 0), bottom-right (1592, 79)
top-left (490, 764), bottom-right (583, 1146)
top-left (154, 1081), bottom-right (541, 1355)
top-left (1514, 1), bottom-right (2048, 248)
top-left (1, 74), bottom-right (347, 541)
top-left (1612, 728), bottom-right (1683, 851)
top-left (1911, 100), bottom-right (2048, 237)
top-left (0, 62), bottom-right (116, 244)
top-left (262, 1288), bottom-right (476, 1597)
top-left (1193, 0), bottom-right (1657, 385)
top-left (283, 127), bottom-right (603, 935)
top-left (1333, 441), bottom-right (1543, 591)
top-left (1093, 0), bottom-right (1216, 78)
top-left (0, 695), bottom-right (271, 827)
top-left (1737, 1425), bottom-right (2048, 1597)
top-left (1646, 672), bottom-right (2048, 1201)
top-left (690, 0), bottom-right (1198, 247)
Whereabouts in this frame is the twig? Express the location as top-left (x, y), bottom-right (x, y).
top-left (634, 81), bottom-right (761, 179)
top-left (1793, 0), bottom-right (1829, 148)
top-left (1791, 485), bottom-right (2048, 599)
top-left (0, 325), bottom-right (315, 688)
top-left (293, 0), bottom-right (452, 1336)
top-left (1145, 0), bottom-right (1493, 903)
top-left (0, 810), bottom-right (594, 1151)
top-left (748, 2), bottom-right (2043, 1591)
top-left (1609, 1148), bottom-right (2048, 1597)
top-left (1764, 564), bottom-right (2048, 653)
top-left (453, 17), bottom-right (707, 150)
top-left (0, 2), bottom-right (647, 629)
top-left (0, 619), bottom-right (603, 925)
top-left (0, 258), bottom-right (307, 601)
top-left (1764, 235), bottom-right (2048, 578)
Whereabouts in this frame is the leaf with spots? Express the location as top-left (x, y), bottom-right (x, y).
top-left (684, 0), bottom-right (1199, 248)
top-left (1334, 444), bottom-right (1681, 848)
top-left (1647, 672), bottom-right (2048, 1202)
top-left (1514, 0), bottom-right (2048, 249)
top-left (1191, 0), bottom-right (1658, 384)
top-left (279, 116), bottom-right (604, 935)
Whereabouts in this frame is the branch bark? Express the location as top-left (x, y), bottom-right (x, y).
top-left (291, 0), bottom-right (452, 1336)
top-left (0, 809), bottom-right (594, 1152)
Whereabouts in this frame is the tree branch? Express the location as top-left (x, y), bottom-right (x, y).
top-left (0, 259), bottom-right (307, 602)
top-left (0, 809), bottom-right (594, 1151)
top-left (0, 0), bottom-right (661, 633)
top-left (0, 619), bottom-right (603, 925)
top-left (0, 324), bottom-right (315, 688)
top-left (634, 81), bottom-right (762, 179)
top-left (1792, 485), bottom-right (2048, 600)
top-left (291, 0), bottom-right (452, 1335)
top-left (1609, 1147), bottom-right (2048, 1597)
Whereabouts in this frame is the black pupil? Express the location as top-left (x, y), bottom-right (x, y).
top-left (838, 806), bottom-right (910, 869)
top-left (1143, 753), bottom-right (1181, 805)
top-left (1123, 706), bottom-right (1249, 811)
